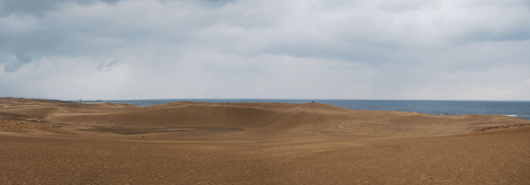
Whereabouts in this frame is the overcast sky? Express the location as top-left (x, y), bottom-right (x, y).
top-left (1, 0), bottom-right (529, 100)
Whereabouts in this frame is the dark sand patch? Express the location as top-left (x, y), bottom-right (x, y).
top-left (77, 126), bottom-right (244, 135)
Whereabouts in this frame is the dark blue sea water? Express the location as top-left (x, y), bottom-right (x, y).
top-left (85, 99), bottom-right (530, 121)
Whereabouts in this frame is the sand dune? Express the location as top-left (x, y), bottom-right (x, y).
top-left (46, 100), bottom-right (527, 138)
top-left (1, 98), bottom-right (529, 184)
top-left (0, 111), bottom-right (71, 134)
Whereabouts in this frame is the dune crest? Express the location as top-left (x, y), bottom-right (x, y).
top-left (1, 98), bottom-right (528, 139)
top-left (1, 98), bottom-right (530, 184)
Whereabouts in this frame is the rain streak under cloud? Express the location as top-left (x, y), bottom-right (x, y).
top-left (0, 0), bottom-right (529, 100)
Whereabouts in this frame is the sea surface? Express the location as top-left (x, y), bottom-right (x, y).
top-left (84, 99), bottom-right (530, 121)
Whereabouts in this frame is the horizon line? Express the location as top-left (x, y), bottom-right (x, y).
top-left (2, 97), bottom-right (530, 102)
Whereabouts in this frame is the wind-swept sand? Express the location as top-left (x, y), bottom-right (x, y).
top-left (1, 98), bottom-right (529, 184)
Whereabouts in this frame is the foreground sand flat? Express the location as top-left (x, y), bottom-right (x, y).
top-left (1, 98), bottom-right (529, 184)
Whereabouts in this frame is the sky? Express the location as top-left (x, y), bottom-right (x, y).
top-left (1, 0), bottom-right (529, 100)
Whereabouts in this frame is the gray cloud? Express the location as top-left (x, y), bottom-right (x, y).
top-left (96, 60), bottom-right (119, 72)
top-left (1, 0), bottom-right (529, 100)
top-left (0, 52), bottom-right (32, 72)
top-left (0, 0), bottom-right (122, 17)
top-left (187, 0), bottom-right (236, 9)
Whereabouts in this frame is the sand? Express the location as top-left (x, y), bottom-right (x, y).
top-left (0, 98), bottom-right (529, 184)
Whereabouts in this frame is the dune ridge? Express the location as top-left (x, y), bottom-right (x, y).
top-left (42, 99), bottom-right (530, 139)
top-left (2, 98), bottom-right (528, 138)
top-left (1, 98), bottom-right (529, 184)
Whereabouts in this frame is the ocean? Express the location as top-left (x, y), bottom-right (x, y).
top-left (84, 99), bottom-right (530, 121)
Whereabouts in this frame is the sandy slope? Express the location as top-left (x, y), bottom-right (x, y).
top-left (0, 98), bottom-right (529, 184)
